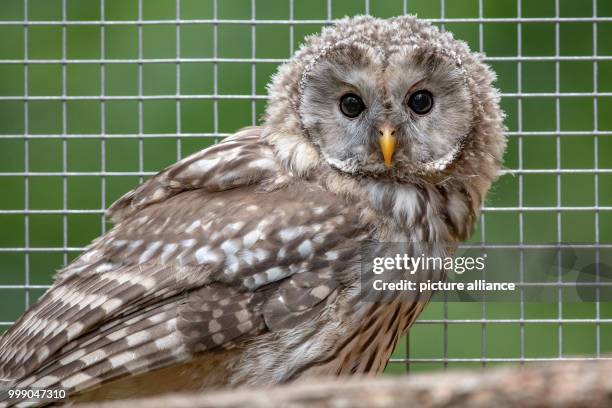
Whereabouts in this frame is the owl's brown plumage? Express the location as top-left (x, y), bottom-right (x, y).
top-left (0, 15), bottom-right (505, 406)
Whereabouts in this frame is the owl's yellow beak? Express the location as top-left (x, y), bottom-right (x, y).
top-left (378, 125), bottom-right (397, 168)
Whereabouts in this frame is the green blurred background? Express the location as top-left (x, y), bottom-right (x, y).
top-left (0, 0), bottom-right (611, 374)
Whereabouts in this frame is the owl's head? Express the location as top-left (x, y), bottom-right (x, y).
top-left (264, 16), bottom-right (505, 189)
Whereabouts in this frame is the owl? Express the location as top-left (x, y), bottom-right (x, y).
top-left (0, 15), bottom-right (505, 406)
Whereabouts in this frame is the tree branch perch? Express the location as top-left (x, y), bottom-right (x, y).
top-left (78, 359), bottom-right (612, 408)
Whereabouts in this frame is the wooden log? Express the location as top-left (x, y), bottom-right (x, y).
top-left (78, 359), bottom-right (612, 408)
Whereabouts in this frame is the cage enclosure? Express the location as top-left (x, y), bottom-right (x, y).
top-left (0, 0), bottom-right (611, 380)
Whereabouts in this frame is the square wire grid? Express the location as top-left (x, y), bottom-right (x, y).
top-left (0, 0), bottom-right (611, 373)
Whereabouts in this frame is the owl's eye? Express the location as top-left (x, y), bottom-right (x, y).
top-left (407, 90), bottom-right (434, 115)
top-left (339, 93), bottom-right (366, 118)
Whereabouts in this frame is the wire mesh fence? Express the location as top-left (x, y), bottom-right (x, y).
top-left (0, 0), bottom-right (611, 374)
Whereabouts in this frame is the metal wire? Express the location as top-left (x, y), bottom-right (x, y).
top-left (0, 17), bottom-right (611, 25)
top-left (0, 0), bottom-right (610, 371)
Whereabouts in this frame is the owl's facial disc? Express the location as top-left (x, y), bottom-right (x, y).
top-left (384, 48), bottom-right (474, 173)
top-left (299, 43), bottom-right (474, 178)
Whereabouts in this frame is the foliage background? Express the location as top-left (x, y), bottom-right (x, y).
top-left (0, 0), bottom-right (611, 374)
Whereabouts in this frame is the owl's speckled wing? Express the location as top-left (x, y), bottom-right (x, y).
top-left (104, 126), bottom-right (283, 224)
top-left (0, 127), bottom-right (366, 400)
